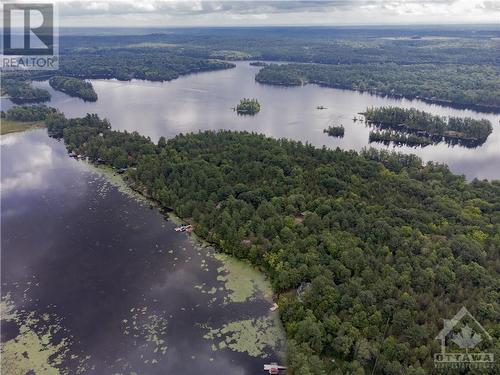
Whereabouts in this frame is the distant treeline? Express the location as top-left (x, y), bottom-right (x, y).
top-left (3, 52), bottom-right (235, 104)
top-left (41, 110), bottom-right (500, 375)
top-left (4, 31), bottom-right (499, 110)
top-left (57, 28), bottom-right (500, 66)
top-left (9, 52), bottom-right (235, 82)
top-left (255, 63), bottom-right (500, 111)
top-left (49, 76), bottom-right (98, 102)
top-left (363, 107), bottom-right (492, 147)
top-left (249, 61), bottom-right (269, 67)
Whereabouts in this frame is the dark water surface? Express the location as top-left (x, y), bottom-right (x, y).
top-left (2, 61), bottom-right (499, 180)
top-left (1, 130), bottom-right (283, 374)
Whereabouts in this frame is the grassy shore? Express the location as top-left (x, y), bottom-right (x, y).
top-left (0, 119), bottom-right (45, 135)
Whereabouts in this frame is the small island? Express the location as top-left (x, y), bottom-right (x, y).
top-left (236, 98), bottom-right (261, 115)
top-left (323, 125), bottom-right (344, 138)
top-left (249, 61), bottom-right (268, 67)
top-left (49, 76), bottom-right (98, 102)
top-left (363, 106), bottom-right (492, 147)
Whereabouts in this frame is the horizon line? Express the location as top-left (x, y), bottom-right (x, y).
top-left (59, 23), bottom-right (500, 28)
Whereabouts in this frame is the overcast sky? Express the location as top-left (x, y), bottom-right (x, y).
top-left (55, 0), bottom-right (500, 27)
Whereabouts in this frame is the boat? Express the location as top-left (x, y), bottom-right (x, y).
top-left (316, 105), bottom-right (327, 110)
top-left (264, 363), bottom-right (287, 374)
top-left (174, 224), bottom-right (193, 232)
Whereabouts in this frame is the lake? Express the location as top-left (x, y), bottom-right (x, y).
top-left (1, 129), bottom-right (284, 374)
top-left (2, 61), bottom-right (499, 180)
top-left (1, 60), bottom-right (499, 374)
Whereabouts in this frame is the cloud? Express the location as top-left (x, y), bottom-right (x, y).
top-left (480, 0), bottom-right (500, 11)
top-left (54, 0), bottom-right (500, 26)
top-left (58, 1), bottom-right (354, 17)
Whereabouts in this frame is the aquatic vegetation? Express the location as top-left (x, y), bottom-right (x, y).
top-left (122, 307), bottom-right (169, 358)
top-left (0, 294), bottom-right (86, 375)
top-left (202, 315), bottom-right (284, 358)
top-left (214, 252), bottom-right (273, 303)
top-left (88, 165), bottom-right (150, 204)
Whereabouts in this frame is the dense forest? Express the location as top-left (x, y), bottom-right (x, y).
top-left (57, 27), bottom-right (500, 66)
top-left (1, 79), bottom-right (51, 104)
top-left (2, 51), bottom-right (235, 105)
top-left (255, 64), bottom-right (500, 111)
top-left (236, 98), bottom-right (261, 115)
top-left (41, 110), bottom-right (500, 375)
top-left (49, 76), bottom-right (98, 102)
top-left (363, 107), bottom-right (493, 147)
top-left (5, 52), bottom-right (235, 83)
top-left (4, 27), bottom-right (498, 110)
top-left (1, 104), bottom-right (57, 122)
top-left (52, 52), bottom-right (235, 81)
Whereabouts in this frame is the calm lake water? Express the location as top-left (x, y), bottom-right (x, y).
top-left (1, 60), bottom-right (499, 373)
top-left (1, 130), bottom-right (283, 374)
top-left (3, 61), bottom-right (499, 180)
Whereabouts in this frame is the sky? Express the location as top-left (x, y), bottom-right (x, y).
top-left (51, 0), bottom-right (500, 27)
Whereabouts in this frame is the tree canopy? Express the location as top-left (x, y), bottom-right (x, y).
top-left (46, 112), bottom-right (500, 375)
top-left (236, 98), bottom-right (261, 115)
top-left (1, 79), bottom-right (50, 105)
top-left (364, 106), bottom-right (493, 147)
top-left (256, 63), bottom-right (500, 111)
top-left (49, 76), bottom-right (98, 102)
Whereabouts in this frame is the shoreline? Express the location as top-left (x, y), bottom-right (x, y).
top-left (255, 77), bottom-right (500, 114)
top-left (0, 120), bottom-right (45, 136)
top-left (80, 160), bottom-right (285, 340)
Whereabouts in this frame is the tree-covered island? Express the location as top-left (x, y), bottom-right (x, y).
top-left (236, 98), bottom-right (261, 115)
top-left (323, 125), bottom-right (345, 138)
top-left (49, 76), bottom-right (98, 102)
top-left (363, 106), bottom-right (493, 147)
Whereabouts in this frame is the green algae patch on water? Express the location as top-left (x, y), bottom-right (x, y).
top-left (122, 306), bottom-right (169, 361)
top-left (86, 164), bottom-right (150, 205)
top-left (0, 294), bottom-right (86, 375)
top-left (213, 252), bottom-right (273, 303)
top-left (202, 314), bottom-right (285, 358)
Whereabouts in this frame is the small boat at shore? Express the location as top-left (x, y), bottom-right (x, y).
top-left (174, 224), bottom-right (193, 232)
top-left (264, 363), bottom-right (287, 374)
